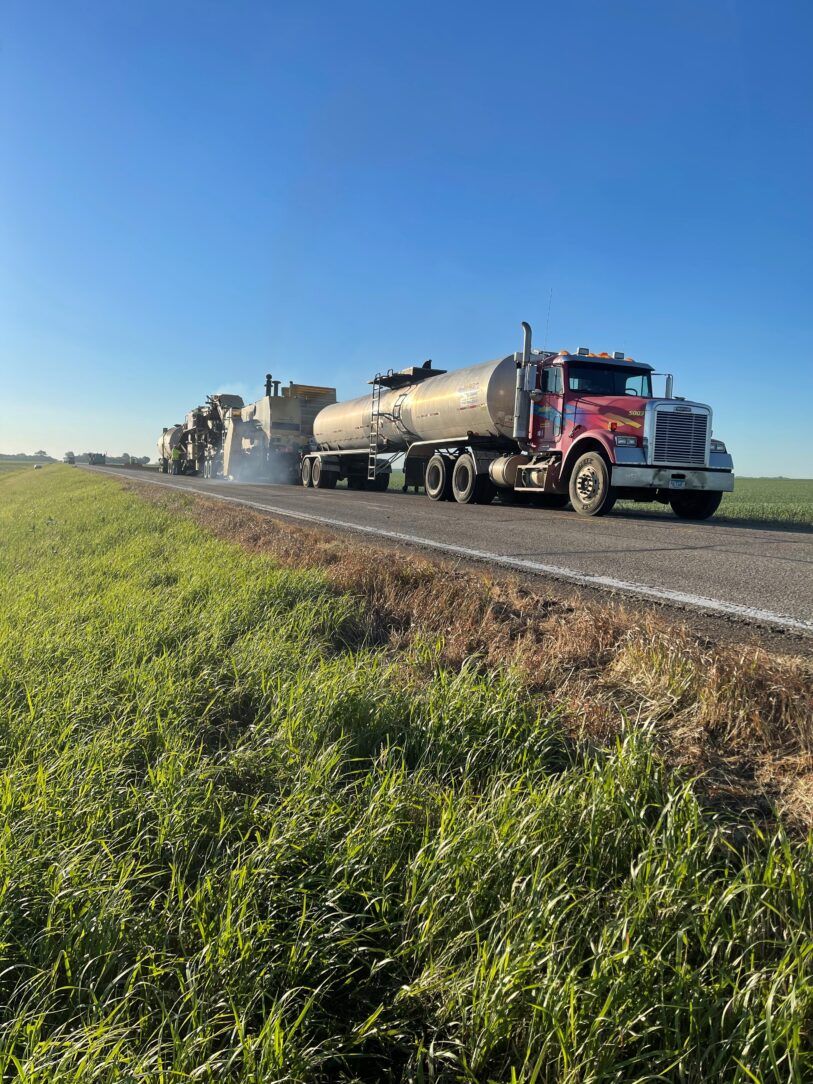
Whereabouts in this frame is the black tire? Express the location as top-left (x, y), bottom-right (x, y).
top-left (371, 470), bottom-right (391, 492)
top-left (301, 457), bottom-right (313, 488)
top-left (568, 452), bottom-right (616, 516)
top-left (347, 473), bottom-right (365, 490)
top-left (669, 491), bottom-right (722, 520)
top-left (312, 458), bottom-right (338, 489)
top-left (452, 453), bottom-right (496, 504)
top-left (425, 454), bottom-right (453, 501)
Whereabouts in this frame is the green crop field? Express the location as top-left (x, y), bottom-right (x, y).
top-left (717, 476), bottom-right (813, 526)
top-left (0, 461), bottom-right (37, 477)
top-left (0, 466), bottom-right (811, 1082)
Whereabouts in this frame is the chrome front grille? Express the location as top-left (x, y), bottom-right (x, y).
top-left (652, 409), bottom-right (708, 465)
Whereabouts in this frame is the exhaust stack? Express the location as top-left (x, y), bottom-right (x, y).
top-left (512, 321), bottom-right (533, 440)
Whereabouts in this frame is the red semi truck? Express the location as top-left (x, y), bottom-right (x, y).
top-left (302, 322), bottom-right (734, 518)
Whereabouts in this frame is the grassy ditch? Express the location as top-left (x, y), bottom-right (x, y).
top-left (0, 466), bottom-right (811, 1082)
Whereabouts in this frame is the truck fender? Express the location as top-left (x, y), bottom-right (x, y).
top-left (560, 432), bottom-right (616, 484)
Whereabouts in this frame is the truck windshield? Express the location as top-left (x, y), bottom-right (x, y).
top-left (568, 364), bottom-right (652, 397)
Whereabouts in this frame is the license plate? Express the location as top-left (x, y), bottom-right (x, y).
top-left (669, 478), bottom-right (686, 490)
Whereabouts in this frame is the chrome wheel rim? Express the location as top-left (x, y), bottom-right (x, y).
top-left (575, 465), bottom-right (600, 502)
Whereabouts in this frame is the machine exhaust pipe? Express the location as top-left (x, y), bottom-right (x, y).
top-left (512, 321), bottom-right (533, 440)
top-left (665, 374), bottom-right (674, 399)
top-left (521, 320), bottom-right (532, 362)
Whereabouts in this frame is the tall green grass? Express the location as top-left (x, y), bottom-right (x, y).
top-left (0, 467), bottom-right (811, 1081)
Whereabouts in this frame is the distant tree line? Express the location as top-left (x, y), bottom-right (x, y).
top-left (0, 451), bottom-right (55, 461)
top-left (0, 451), bottom-right (150, 465)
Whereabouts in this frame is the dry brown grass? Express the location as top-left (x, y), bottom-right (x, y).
top-left (131, 484), bottom-right (813, 827)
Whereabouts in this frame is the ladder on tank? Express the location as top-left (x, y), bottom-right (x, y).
top-left (368, 375), bottom-right (383, 481)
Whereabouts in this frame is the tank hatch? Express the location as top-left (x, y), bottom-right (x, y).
top-left (369, 360), bottom-right (447, 390)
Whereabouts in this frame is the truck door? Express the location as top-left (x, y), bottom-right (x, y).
top-left (534, 364), bottom-right (564, 445)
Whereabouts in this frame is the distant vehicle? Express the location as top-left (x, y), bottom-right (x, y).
top-left (87, 453), bottom-right (106, 465)
top-left (63, 453), bottom-right (76, 465)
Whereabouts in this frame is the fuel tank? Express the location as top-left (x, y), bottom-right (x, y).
top-left (312, 356), bottom-right (517, 451)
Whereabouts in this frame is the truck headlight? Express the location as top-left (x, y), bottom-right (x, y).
top-left (711, 439), bottom-right (727, 453)
top-left (614, 435), bottom-right (638, 447)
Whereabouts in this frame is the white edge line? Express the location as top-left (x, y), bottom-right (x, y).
top-left (94, 469), bottom-right (813, 634)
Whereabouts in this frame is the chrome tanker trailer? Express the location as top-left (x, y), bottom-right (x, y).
top-left (157, 424), bottom-right (185, 474)
top-left (302, 322), bottom-right (734, 518)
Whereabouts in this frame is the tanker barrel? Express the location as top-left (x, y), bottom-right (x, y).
top-left (312, 354), bottom-right (519, 451)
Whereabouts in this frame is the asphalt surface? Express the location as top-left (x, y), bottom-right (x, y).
top-left (92, 467), bottom-right (813, 637)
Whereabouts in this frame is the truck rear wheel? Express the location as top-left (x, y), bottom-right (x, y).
top-left (568, 452), bottom-right (616, 516)
top-left (301, 458), bottom-right (314, 487)
top-left (452, 454), bottom-right (495, 504)
top-left (311, 457), bottom-right (335, 488)
top-left (669, 491), bottom-right (722, 520)
top-left (425, 454), bottom-right (453, 501)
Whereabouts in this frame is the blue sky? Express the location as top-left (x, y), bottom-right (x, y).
top-left (1, 0), bottom-right (811, 474)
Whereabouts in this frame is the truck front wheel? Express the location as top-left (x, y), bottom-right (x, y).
top-left (568, 452), bottom-right (616, 517)
top-left (669, 491), bottom-right (722, 520)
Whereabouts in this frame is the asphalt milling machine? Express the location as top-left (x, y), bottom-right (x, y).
top-left (157, 376), bottom-right (336, 483)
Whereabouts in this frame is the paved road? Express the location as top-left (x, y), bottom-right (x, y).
top-left (92, 468), bottom-right (813, 635)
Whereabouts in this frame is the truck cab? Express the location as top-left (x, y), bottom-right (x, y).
top-left (520, 348), bottom-right (734, 518)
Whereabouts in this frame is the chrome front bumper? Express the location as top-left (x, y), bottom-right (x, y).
top-left (611, 465), bottom-right (735, 492)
